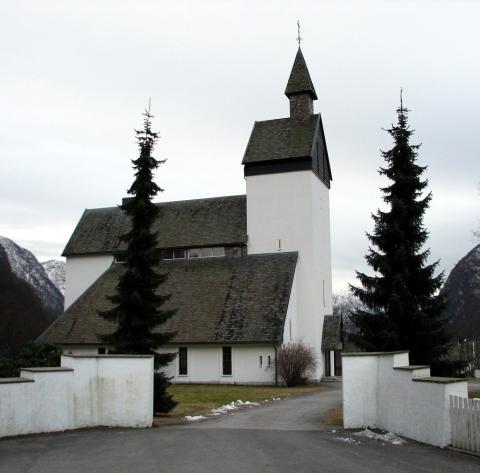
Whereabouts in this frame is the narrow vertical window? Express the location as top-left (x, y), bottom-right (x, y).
top-left (315, 142), bottom-right (321, 174)
top-left (325, 350), bottom-right (331, 377)
top-left (323, 280), bottom-right (325, 307)
top-left (179, 347), bottom-right (188, 376)
top-left (259, 356), bottom-right (263, 368)
top-left (322, 149), bottom-right (326, 180)
top-left (268, 355), bottom-right (271, 366)
top-left (222, 347), bottom-right (232, 376)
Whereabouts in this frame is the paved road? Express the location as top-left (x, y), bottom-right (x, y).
top-left (1, 383), bottom-right (478, 473)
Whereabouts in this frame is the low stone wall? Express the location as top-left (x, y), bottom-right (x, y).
top-left (342, 351), bottom-right (468, 448)
top-left (0, 355), bottom-right (153, 439)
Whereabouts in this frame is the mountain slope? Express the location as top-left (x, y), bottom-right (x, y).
top-left (0, 245), bottom-right (54, 356)
top-left (441, 244), bottom-right (480, 339)
top-left (41, 260), bottom-right (66, 295)
top-left (0, 236), bottom-right (64, 317)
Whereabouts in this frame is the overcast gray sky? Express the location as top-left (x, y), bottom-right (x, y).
top-left (0, 0), bottom-right (479, 291)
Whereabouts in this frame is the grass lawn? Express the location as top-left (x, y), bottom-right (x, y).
top-left (321, 406), bottom-right (343, 427)
top-left (469, 391), bottom-right (480, 399)
top-left (153, 384), bottom-right (324, 425)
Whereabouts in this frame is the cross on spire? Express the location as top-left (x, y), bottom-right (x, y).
top-left (296, 20), bottom-right (302, 47)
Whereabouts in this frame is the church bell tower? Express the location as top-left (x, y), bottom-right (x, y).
top-left (242, 46), bottom-right (333, 380)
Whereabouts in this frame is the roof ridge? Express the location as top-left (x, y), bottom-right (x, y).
top-left (253, 114), bottom-right (319, 126)
top-left (84, 194), bottom-right (247, 213)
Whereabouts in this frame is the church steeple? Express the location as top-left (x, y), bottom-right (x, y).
top-left (285, 48), bottom-right (317, 122)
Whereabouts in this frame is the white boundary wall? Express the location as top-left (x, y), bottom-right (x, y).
top-left (0, 355), bottom-right (153, 438)
top-left (343, 351), bottom-right (468, 448)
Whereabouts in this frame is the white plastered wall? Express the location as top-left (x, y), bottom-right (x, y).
top-left (0, 355), bottom-right (153, 438)
top-left (246, 170), bottom-right (332, 379)
top-left (64, 255), bottom-right (114, 309)
top-left (342, 352), bottom-right (468, 448)
top-left (157, 344), bottom-right (277, 385)
top-left (283, 271), bottom-right (298, 344)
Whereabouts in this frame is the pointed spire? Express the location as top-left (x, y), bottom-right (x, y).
top-left (285, 47), bottom-right (317, 100)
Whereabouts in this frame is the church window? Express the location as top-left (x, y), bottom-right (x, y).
top-left (259, 356), bottom-right (263, 368)
top-left (188, 248), bottom-right (202, 258)
top-left (222, 347), bottom-right (232, 376)
top-left (178, 347), bottom-right (188, 376)
top-left (268, 355), bottom-right (271, 366)
top-left (188, 247), bottom-right (225, 258)
top-left (162, 249), bottom-right (186, 260)
top-left (314, 141), bottom-right (320, 174)
top-left (114, 254), bottom-right (126, 264)
top-left (322, 149), bottom-right (326, 180)
top-left (323, 280), bottom-right (325, 307)
top-left (174, 249), bottom-right (186, 259)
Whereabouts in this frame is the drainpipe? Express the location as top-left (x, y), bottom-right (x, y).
top-left (274, 344), bottom-right (278, 387)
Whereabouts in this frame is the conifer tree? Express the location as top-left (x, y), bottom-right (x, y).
top-left (99, 107), bottom-right (176, 412)
top-left (350, 96), bottom-right (450, 366)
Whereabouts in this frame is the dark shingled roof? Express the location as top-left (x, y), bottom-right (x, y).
top-left (285, 48), bottom-right (317, 100)
top-left (63, 195), bottom-right (247, 256)
top-left (242, 114), bottom-right (319, 164)
top-left (39, 252), bottom-right (298, 345)
top-left (321, 315), bottom-right (343, 351)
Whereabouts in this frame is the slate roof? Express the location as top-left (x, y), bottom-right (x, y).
top-left (242, 114), bottom-right (320, 164)
top-left (39, 252), bottom-right (298, 345)
top-left (321, 315), bottom-right (343, 351)
top-left (63, 195), bottom-right (247, 256)
top-left (285, 48), bottom-right (317, 100)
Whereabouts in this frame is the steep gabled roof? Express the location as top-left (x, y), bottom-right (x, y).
top-left (39, 252), bottom-right (298, 345)
top-left (242, 114), bottom-right (319, 164)
top-left (63, 195), bottom-right (247, 256)
top-left (285, 48), bottom-right (317, 100)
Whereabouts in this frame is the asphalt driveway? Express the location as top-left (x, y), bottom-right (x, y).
top-left (0, 383), bottom-right (478, 473)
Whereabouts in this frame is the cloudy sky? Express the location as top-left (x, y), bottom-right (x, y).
top-left (0, 0), bottom-right (478, 291)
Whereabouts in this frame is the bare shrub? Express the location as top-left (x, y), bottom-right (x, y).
top-left (276, 341), bottom-right (317, 386)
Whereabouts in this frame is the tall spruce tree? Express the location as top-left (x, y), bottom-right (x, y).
top-left (99, 107), bottom-right (176, 412)
top-left (350, 96), bottom-right (451, 366)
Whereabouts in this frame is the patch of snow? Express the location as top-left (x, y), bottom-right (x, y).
top-left (272, 397), bottom-right (281, 401)
top-left (185, 400), bottom-right (262, 422)
top-left (336, 436), bottom-right (360, 445)
top-left (184, 415), bottom-right (207, 421)
top-left (353, 428), bottom-right (406, 445)
top-left (211, 400), bottom-right (259, 415)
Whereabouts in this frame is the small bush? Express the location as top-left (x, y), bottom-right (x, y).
top-left (153, 371), bottom-right (177, 414)
top-left (276, 341), bottom-right (317, 386)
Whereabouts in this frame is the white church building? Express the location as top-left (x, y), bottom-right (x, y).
top-left (40, 47), bottom-right (342, 383)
